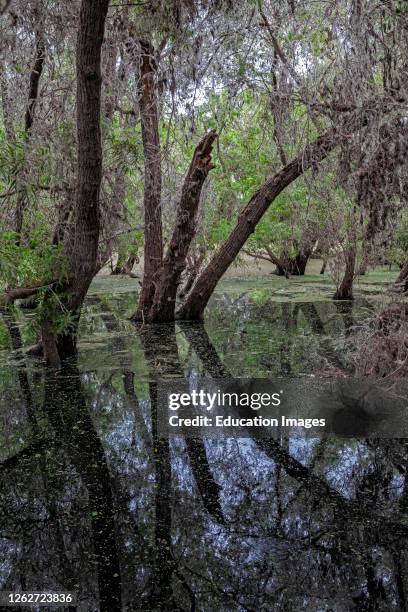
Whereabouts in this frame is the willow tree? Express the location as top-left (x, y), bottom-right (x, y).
top-left (130, 0), bottom-right (408, 321)
top-left (0, 0), bottom-right (110, 364)
top-left (1, 0), bottom-right (407, 338)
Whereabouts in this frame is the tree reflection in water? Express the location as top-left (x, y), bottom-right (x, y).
top-left (0, 295), bottom-right (407, 610)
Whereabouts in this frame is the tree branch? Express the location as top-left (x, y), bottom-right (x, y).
top-left (259, 6), bottom-right (302, 87)
top-left (142, 129), bottom-right (217, 323)
top-left (0, 280), bottom-right (57, 307)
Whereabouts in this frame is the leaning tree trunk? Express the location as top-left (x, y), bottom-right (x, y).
top-left (43, 0), bottom-right (110, 363)
top-left (177, 101), bottom-right (387, 321)
top-left (133, 39), bottom-right (163, 322)
top-left (264, 247), bottom-right (289, 277)
top-left (177, 129), bottom-right (343, 320)
top-left (333, 245), bottom-right (356, 300)
top-left (142, 130), bottom-right (217, 323)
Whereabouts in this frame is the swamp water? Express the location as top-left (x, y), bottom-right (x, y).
top-left (0, 271), bottom-right (406, 611)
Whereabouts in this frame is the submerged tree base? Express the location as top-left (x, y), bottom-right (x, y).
top-left (333, 290), bottom-right (354, 301)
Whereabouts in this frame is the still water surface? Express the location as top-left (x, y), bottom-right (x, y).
top-left (0, 273), bottom-right (406, 611)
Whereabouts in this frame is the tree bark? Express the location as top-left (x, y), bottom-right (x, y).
top-left (133, 39), bottom-right (163, 322)
top-left (395, 257), bottom-right (408, 293)
top-left (49, 0), bottom-right (110, 357)
top-left (52, 188), bottom-right (74, 245)
top-left (357, 231), bottom-right (372, 275)
top-left (69, 0), bottom-right (109, 302)
top-left (285, 245), bottom-right (313, 275)
top-left (141, 130), bottom-right (217, 323)
top-left (264, 247), bottom-right (290, 277)
top-left (334, 188), bottom-right (360, 301)
top-left (333, 245), bottom-right (356, 300)
top-left (178, 248), bottom-right (206, 298)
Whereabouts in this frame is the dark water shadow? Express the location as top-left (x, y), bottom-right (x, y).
top-left (0, 293), bottom-right (408, 609)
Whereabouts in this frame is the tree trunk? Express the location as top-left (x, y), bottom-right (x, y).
top-left (142, 130), bottom-right (217, 323)
top-left (177, 100), bottom-right (388, 320)
top-left (264, 247), bottom-right (290, 277)
top-left (285, 247), bottom-right (312, 275)
top-left (320, 259), bottom-right (327, 274)
top-left (177, 129), bottom-right (341, 320)
top-left (48, 0), bottom-right (110, 357)
top-left (357, 235), bottom-right (371, 275)
top-left (333, 246), bottom-right (356, 300)
top-left (179, 270), bottom-right (196, 297)
top-left (133, 40), bottom-right (163, 322)
top-left (281, 231), bottom-right (317, 276)
top-left (112, 254), bottom-right (138, 275)
top-left (357, 259), bottom-right (368, 276)
top-left (395, 257), bottom-right (408, 293)
top-left (52, 187), bottom-right (74, 245)
top-left (179, 249), bottom-right (206, 298)
top-left (69, 0), bottom-right (109, 300)
top-left (273, 264), bottom-right (289, 277)
top-left (334, 183), bottom-right (361, 301)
